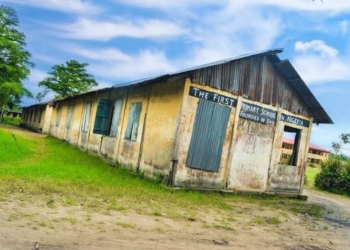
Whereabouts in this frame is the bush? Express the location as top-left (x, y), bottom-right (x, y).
top-left (0, 115), bottom-right (21, 126)
top-left (309, 162), bottom-right (316, 168)
top-left (314, 157), bottom-right (350, 196)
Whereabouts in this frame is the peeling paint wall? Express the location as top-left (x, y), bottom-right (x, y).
top-left (37, 80), bottom-right (184, 180)
top-left (138, 79), bottom-right (184, 177)
top-left (227, 98), bottom-right (277, 192)
top-left (173, 79), bottom-right (237, 189)
top-left (267, 110), bottom-right (312, 194)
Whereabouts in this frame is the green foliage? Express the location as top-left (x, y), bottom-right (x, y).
top-left (0, 5), bottom-right (34, 109)
top-left (315, 157), bottom-right (350, 196)
top-left (39, 60), bottom-right (98, 98)
top-left (332, 133), bottom-right (350, 155)
top-left (309, 163), bottom-right (316, 168)
top-left (0, 115), bottom-right (21, 126)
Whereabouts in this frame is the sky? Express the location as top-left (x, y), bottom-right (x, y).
top-left (1, 0), bottom-right (350, 155)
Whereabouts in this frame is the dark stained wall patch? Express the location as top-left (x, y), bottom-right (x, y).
top-left (281, 113), bottom-right (309, 127)
top-left (189, 86), bottom-right (237, 108)
top-left (239, 102), bottom-right (277, 125)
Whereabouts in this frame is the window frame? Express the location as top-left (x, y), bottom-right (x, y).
top-left (82, 101), bottom-right (92, 132)
top-left (124, 102), bottom-right (142, 141)
top-left (93, 99), bottom-right (123, 137)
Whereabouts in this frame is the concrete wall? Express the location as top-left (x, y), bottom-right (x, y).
top-left (21, 104), bottom-right (52, 133)
top-left (45, 79), bottom-right (184, 180)
top-left (172, 79), bottom-right (312, 195)
top-left (173, 79), bottom-right (238, 189)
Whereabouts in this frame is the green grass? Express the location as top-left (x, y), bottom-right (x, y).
top-left (305, 166), bottom-right (321, 188)
top-left (0, 127), bottom-right (326, 219)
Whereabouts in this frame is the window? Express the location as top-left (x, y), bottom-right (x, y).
top-left (93, 99), bottom-right (123, 137)
top-left (32, 109), bottom-right (36, 122)
top-left (282, 126), bottom-right (301, 166)
top-left (82, 102), bottom-right (92, 132)
top-left (125, 102), bottom-right (142, 141)
top-left (187, 99), bottom-right (231, 172)
top-left (66, 105), bottom-right (74, 129)
top-left (38, 108), bottom-right (43, 123)
top-left (55, 108), bottom-right (62, 127)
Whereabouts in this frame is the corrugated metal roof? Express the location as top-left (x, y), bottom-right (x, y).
top-left (113, 48), bottom-right (284, 88)
top-left (271, 58), bottom-right (333, 124)
top-left (44, 48), bottom-right (332, 124)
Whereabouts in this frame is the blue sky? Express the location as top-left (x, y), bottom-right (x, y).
top-left (1, 0), bottom-right (350, 155)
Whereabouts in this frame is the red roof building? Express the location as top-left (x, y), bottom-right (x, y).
top-left (281, 137), bottom-right (330, 165)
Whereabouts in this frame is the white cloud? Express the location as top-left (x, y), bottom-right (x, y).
top-left (54, 18), bottom-right (187, 41)
top-left (67, 46), bottom-right (132, 61)
top-left (2, 0), bottom-right (101, 15)
top-left (295, 40), bottom-right (339, 57)
top-left (88, 50), bottom-right (176, 82)
top-left (185, 7), bottom-right (282, 66)
top-left (28, 69), bottom-right (48, 83)
top-left (293, 40), bottom-right (350, 83)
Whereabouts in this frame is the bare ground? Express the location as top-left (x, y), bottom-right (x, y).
top-left (0, 187), bottom-right (349, 249)
top-left (0, 126), bottom-right (349, 250)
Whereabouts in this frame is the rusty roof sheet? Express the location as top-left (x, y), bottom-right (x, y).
top-left (45, 48), bottom-right (332, 124)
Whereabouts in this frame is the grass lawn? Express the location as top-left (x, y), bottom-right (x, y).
top-left (305, 166), bottom-right (321, 188)
top-left (0, 126), bottom-right (324, 219)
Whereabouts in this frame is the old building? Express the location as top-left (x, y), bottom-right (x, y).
top-left (21, 101), bottom-right (52, 133)
top-left (21, 49), bottom-right (333, 196)
top-left (281, 137), bottom-right (330, 166)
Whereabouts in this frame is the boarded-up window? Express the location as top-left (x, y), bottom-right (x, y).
top-left (66, 105), bottom-right (74, 129)
top-left (32, 109), bottom-right (36, 122)
top-left (110, 100), bottom-right (123, 137)
top-left (55, 108), bottom-right (62, 127)
top-left (93, 99), bottom-right (123, 137)
top-left (82, 102), bottom-right (92, 132)
top-left (38, 108), bottom-right (43, 123)
top-left (187, 99), bottom-right (231, 172)
top-left (125, 102), bottom-right (142, 141)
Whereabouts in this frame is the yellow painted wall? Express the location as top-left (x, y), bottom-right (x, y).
top-left (21, 104), bottom-right (52, 133)
top-left (138, 79), bottom-right (185, 176)
top-left (44, 80), bottom-right (184, 176)
top-left (173, 79), bottom-right (238, 189)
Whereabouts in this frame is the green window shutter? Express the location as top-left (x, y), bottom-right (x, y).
top-left (93, 99), bottom-right (112, 135)
top-left (125, 102), bottom-right (142, 141)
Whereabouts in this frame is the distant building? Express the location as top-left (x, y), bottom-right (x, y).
top-left (281, 137), bottom-right (330, 166)
top-left (5, 110), bottom-right (22, 118)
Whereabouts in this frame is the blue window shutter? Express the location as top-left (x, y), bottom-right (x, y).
top-left (187, 99), bottom-right (230, 172)
top-left (125, 102), bottom-right (142, 141)
top-left (93, 99), bottom-right (112, 135)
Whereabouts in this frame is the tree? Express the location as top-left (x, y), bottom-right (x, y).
top-left (39, 60), bottom-right (98, 98)
top-left (332, 133), bottom-right (350, 155)
top-left (34, 90), bottom-right (49, 103)
top-left (0, 5), bottom-right (34, 119)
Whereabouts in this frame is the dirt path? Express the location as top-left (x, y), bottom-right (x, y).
top-left (304, 188), bottom-right (350, 228)
top-left (0, 189), bottom-right (349, 250)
